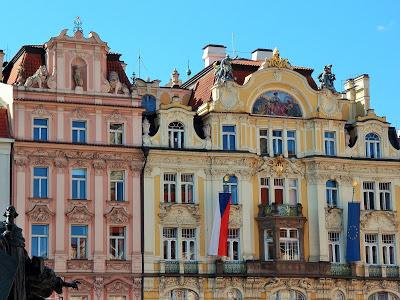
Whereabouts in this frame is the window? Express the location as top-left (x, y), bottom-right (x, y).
top-left (324, 131), bottom-right (336, 156)
top-left (142, 94), bottom-right (157, 113)
top-left (328, 232), bottom-right (341, 263)
top-left (72, 120), bottom-right (86, 143)
top-left (110, 171), bottom-right (124, 201)
top-left (227, 289), bottom-right (242, 300)
top-left (288, 179), bottom-right (298, 205)
top-left (379, 183), bottom-right (392, 211)
top-left (382, 234), bottom-right (395, 265)
top-left (164, 173), bottom-right (177, 203)
top-left (259, 129), bottom-right (268, 155)
top-left (334, 291), bottom-right (345, 300)
top-left (72, 168), bottom-right (86, 199)
top-left (168, 122), bottom-right (184, 149)
top-left (274, 178), bottom-right (284, 204)
top-left (326, 180), bottom-right (338, 208)
top-left (363, 182), bottom-right (375, 210)
top-left (223, 175), bottom-right (238, 204)
top-left (181, 174), bottom-right (194, 203)
top-left (264, 229), bottom-right (274, 260)
top-left (71, 225), bottom-right (88, 259)
top-left (33, 167), bottom-right (48, 198)
top-left (33, 118), bottom-right (48, 141)
top-left (227, 229), bottom-right (240, 261)
top-left (109, 227), bottom-right (125, 259)
top-left (365, 133), bottom-right (381, 158)
top-left (32, 225), bottom-right (48, 258)
top-left (287, 130), bottom-right (296, 157)
top-left (109, 296), bottom-right (126, 300)
top-left (169, 289), bottom-right (199, 300)
top-left (181, 228), bottom-right (196, 261)
top-left (70, 297), bottom-right (88, 300)
top-left (368, 292), bottom-right (399, 300)
top-left (260, 177), bottom-right (270, 205)
top-left (365, 234), bottom-right (378, 265)
top-left (163, 228), bottom-right (177, 260)
top-left (279, 228), bottom-right (300, 260)
top-left (272, 290), bottom-right (306, 300)
top-left (109, 123), bottom-right (124, 145)
top-left (222, 125), bottom-right (236, 150)
top-left (272, 130), bottom-right (283, 155)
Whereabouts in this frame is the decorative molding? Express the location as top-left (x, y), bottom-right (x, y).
top-left (27, 205), bottom-right (54, 223)
top-left (360, 210), bottom-right (397, 231)
top-left (106, 260), bottom-right (131, 272)
top-left (159, 203), bottom-right (200, 227)
top-left (67, 259), bottom-right (93, 271)
top-left (105, 207), bottom-right (130, 224)
top-left (93, 277), bottom-right (104, 299)
top-left (229, 204), bottom-right (243, 228)
top-left (105, 279), bottom-right (131, 293)
top-left (31, 104), bottom-right (54, 118)
top-left (256, 156), bottom-right (304, 177)
top-left (325, 207), bottom-right (343, 231)
top-left (70, 107), bottom-right (89, 119)
top-left (106, 110), bottom-right (127, 122)
top-left (66, 206), bottom-right (94, 223)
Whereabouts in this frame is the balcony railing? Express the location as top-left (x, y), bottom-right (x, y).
top-left (184, 261), bottom-right (199, 274)
top-left (330, 263), bottom-right (352, 276)
top-left (245, 260), bottom-right (330, 276)
top-left (386, 266), bottom-right (399, 278)
top-left (258, 203), bottom-right (303, 218)
top-left (164, 261), bottom-right (180, 274)
top-left (216, 260), bottom-right (246, 274)
top-left (368, 265), bottom-right (383, 277)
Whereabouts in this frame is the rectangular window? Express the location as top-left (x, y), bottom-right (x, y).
top-left (222, 125), bottom-right (236, 150)
top-left (264, 229), bottom-right (274, 260)
top-left (326, 181), bottom-right (338, 208)
top-left (287, 130), bottom-right (296, 157)
top-left (260, 177), bottom-right (270, 205)
top-left (32, 225), bottom-right (48, 258)
top-left (279, 228), bottom-right (300, 260)
top-left (164, 173), bottom-right (177, 203)
top-left (109, 123), bottom-right (124, 145)
top-left (108, 297), bottom-right (126, 300)
top-left (181, 174), bottom-right (194, 203)
top-left (382, 234), bottom-right (396, 265)
top-left (365, 234), bottom-right (378, 265)
top-left (379, 183), bottom-right (392, 211)
top-left (328, 232), bottom-right (341, 263)
top-left (109, 226), bottom-right (125, 259)
top-left (163, 228), bottom-right (177, 260)
top-left (72, 120), bottom-right (87, 143)
top-left (274, 178), bottom-right (284, 204)
top-left (181, 228), bottom-right (196, 261)
top-left (272, 130), bottom-right (283, 156)
top-left (71, 225), bottom-right (88, 259)
top-left (324, 131), bottom-right (336, 156)
top-left (72, 168), bottom-right (87, 200)
top-left (363, 182), bottom-right (375, 210)
top-left (70, 297), bottom-right (89, 300)
top-left (33, 118), bottom-right (48, 141)
top-left (288, 179), bottom-right (298, 205)
top-left (259, 129), bottom-right (268, 155)
top-left (33, 167), bottom-right (48, 198)
top-left (227, 229), bottom-right (240, 261)
top-left (110, 171), bottom-right (124, 201)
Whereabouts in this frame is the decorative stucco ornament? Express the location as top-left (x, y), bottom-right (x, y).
top-left (24, 65), bottom-right (49, 88)
top-left (108, 71), bottom-right (130, 95)
top-left (142, 118), bottom-right (151, 146)
top-left (213, 54), bottom-right (234, 85)
top-left (259, 48), bottom-right (292, 69)
top-left (72, 65), bottom-right (84, 87)
top-left (46, 66), bottom-right (57, 90)
top-left (318, 64), bottom-right (337, 93)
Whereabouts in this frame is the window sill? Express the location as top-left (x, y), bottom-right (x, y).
top-left (107, 200), bottom-right (129, 206)
top-left (29, 197), bottom-right (52, 203)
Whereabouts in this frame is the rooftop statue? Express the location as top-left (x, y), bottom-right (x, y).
top-left (214, 54), bottom-right (234, 85)
top-left (0, 206), bottom-right (79, 300)
top-left (260, 48), bottom-right (292, 70)
top-left (318, 64), bottom-right (337, 93)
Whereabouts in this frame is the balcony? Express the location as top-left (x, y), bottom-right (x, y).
top-left (258, 203), bottom-right (303, 218)
top-left (368, 265), bottom-right (383, 278)
top-left (183, 261), bottom-right (199, 274)
top-left (164, 261), bottom-right (180, 274)
top-left (216, 260), bottom-right (246, 274)
top-left (330, 263), bottom-right (352, 276)
top-left (245, 260), bottom-right (330, 276)
top-left (161, 260), bottom-right (199, 274)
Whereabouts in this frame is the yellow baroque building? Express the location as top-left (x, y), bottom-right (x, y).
top-left (142, 46), bottom-right (400, 300)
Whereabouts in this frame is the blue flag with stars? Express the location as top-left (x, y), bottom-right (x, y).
top-left (346, 202), bottom-right (360, 262)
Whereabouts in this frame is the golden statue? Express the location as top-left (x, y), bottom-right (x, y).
top-left (260, 48), bottom-right (292, 70)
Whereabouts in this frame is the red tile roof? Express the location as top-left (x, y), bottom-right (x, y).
top-left (106, 53), bottom-right (132, 89)
top-left (0, 109), bottom-right (10, 139)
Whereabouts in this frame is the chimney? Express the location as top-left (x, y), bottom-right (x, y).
top-left (0, 50), bottom-right (4, 82)
top-left (345, 74), bottom-right (370, 117)
top-left (251, 48), bottom-right (273, 61)
top-left (202, 44), bottom-right (226, 67)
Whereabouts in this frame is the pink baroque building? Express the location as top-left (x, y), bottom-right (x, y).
top-left (1, 27), bottom-right (143, 299)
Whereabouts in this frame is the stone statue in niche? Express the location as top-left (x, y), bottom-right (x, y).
top-left (24, 66), bottom-right (48, 89)
top-left (108, 71), bottom-right (130, 95)
top-left (318, 64), bottom-right (337, 93)
top-left (203, 124), bottom-right (211, 140)
top-left (72, 65), bottom-right (84, 88)
top-left (142, 118), bottom-right (151, 146)
top-left (214, 54), bottom-right (234, 85)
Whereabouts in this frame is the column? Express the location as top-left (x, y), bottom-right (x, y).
top-left (93, 167), bottom-right (105, 272)
top-left (131, 174), bottom-right (142, 273)
top-left (54, 168), bottom-right (66, 272)
top-left (95, 111), bottom-right (102, 143)
top-left (268, 129), bottom-right (273, 157)
top-left (317, 180), bottom-right (329, 261)
top-left (57, 107), bottom-right (64, 142)
top-left (143, 171), bottom-right (155, 272)
top-left (241, 176), bottom-right (254, 259)
top-left (15, 165), bottom-right (26, 230)
top-left (283, 129), bottom-right (288, 158)
top-left (308, 180), bottom-right (321, 262)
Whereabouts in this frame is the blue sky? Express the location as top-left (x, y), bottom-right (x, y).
top-left (1, 0), bottom-right (399, 127)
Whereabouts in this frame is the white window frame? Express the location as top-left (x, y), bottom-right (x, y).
top-left (163, 173), bottom-right (177, 203)
top-left (71, 168), bottom-right (87, 200)
top-left (181, 228), bottom-right (197, 261)
top-left (324, 131), bottom-right (336, 156)
top-left (273, 178), bottom-right (285, 204)
top-left (363, 181), bottom-right (376, 210)
top-left (287, 130), bottom-right (296, 157)
top-left (328, 232), bottom-right (341, 263)
top-left (33, 167), bottom-right (49, 198)
top-left (365, 133), bottom-right (381, 158)
top-left (326, 180), bottom-right (338, 208)
top-left (168, 122), bottom-right (185, 149)
top-left (382, 234), bottom-right (396, 265)
top-left (109, 123), bottom-right (124, 145)
top-left (227, 228), bottom-right (240, 261)
top-left (31, 224), bottom-right (49, 258)
top-left (379, 182), bottom-right (392, 211)
top-left (279, 228), bottom-right (300, 261)
top-left (288, 178), bottom-right (298, 205)
top-left (365, 233), bottom-right (379, 265)
top-left (33, 117), bottom-right (49, 141)
top-left (259, 128), bottom-right (269, 155)
top-left (109, 226), bottom-right (126, 260)
top-left (110, 170), bottom-right (125, 201)
top-left (71, 119), bottom-right (87, 143)
top-left (264, 229), bottom-right (274, 261)
top-left (181, 174), bottom-right (194, 204)
top-left (163, 227), bottom-right (178, 260)
top-left (70, 225), bottom-right (88, 259)
top-left (222, 125), bottom-right (236, 151)
top-left (260, 177), bottom-right (270, 205)
top-left (272, 130), bottom-right (283, 156)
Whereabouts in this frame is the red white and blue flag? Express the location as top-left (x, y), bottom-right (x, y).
top-left (208, 192), bottom-right (231, 256)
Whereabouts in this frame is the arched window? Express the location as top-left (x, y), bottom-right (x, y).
top-left (368, 292), bottom-right (399, 300)
top-left (170, 289), bottom-right (199, 300)
top-left (142, 94), bottom-right (157, 113)
top-left (228, 288), bottom-right (242, 300)
top-left (168, 122), bottom-right (184, 149)
top-left (271, 290), bottom-right (306, 300)
top-left (365, 133), bottom-right (381, 158)
top-left (326, 180), bottom-right (338, 208)
top-left (223, 175), bottom-right (238, 204)
top-left (334, 291), bottom-right (345, 300)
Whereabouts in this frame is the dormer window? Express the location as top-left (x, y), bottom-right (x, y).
top-left (168, 122), bottom-right (184, 149)
top-left (365, 133), bottom-right (381, 158)
top-left (142, 94), bottom-right (157, 113)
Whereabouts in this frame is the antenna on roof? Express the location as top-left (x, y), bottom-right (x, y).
top-left (138, 50), bottom-right (141, 79)
top-left (73, 16), bottom-right (83, 33)
top-left (232, 32), bottom-right (237, 57)
top-left (186, 60), bottom-right (192, 77)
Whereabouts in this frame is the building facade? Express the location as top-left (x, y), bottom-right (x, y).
top-left (1, 28), bottom-right (143, 299)
top-left (142, 46), bottom-right (400, 300)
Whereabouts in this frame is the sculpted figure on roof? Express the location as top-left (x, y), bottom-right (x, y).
top-left (318, 64), bottom-right (337, 93)
top-left (214, 54), bottom-right (234, 85)
top-left (24, 65), bottom-right (48, 89)
top-left (260, 48), bottom-right (291, 69)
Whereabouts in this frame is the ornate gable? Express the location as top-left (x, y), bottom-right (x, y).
top-left (27, 205), bottom-right (55, 223)
top-left (66, 205), bottom-right (94, 223)
top-left (104, 207), bottom-right (130, 224)
top-left (159, 203), bottom-right (200, 227)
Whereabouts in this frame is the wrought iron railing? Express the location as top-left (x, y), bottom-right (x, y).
top-left (259, 203), bottom-right (303, 217)
top-left (164, 261), bottom-right (180, 273)
top-left (368, 265), bottom-right (382, 277)
top-left (184, 261), bottom-right (199, 274)
top-left (223, 261), bottom-right (246, 274)
top-left (386, 266), bottom-right (399, 278)
top-left (330, 263), bottom-right (351, 276)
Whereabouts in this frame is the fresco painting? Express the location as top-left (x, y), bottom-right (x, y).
top-left (252, 90), bottom-right (302, 117)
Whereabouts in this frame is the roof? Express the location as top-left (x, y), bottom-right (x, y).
top-left (0, 108), bottom-right (10, 139)
top-left (184, 58), bottom-right (318, 109)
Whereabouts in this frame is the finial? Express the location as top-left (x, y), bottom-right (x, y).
top-left (272, 47), bottom-right (279, 57)
top-left (73, 16), bottom-right (83, 33)
top-left (171, 68), bottom-right (180, 87)
top-left (186, 60), bottom-right (192, 77)
top-left (131, 72), bottom-right (136, 86)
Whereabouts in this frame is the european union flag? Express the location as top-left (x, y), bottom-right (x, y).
top-left (346, 202), bottom-right (360, 262)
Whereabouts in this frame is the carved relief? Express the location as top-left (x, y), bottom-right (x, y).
top-left (66, 206), bottom-right (93, 223)
top-left (159, 203), bottom-right (200, 226)
top-left (360, 210), bottom-right (397, 231)
top-left (256, 156), bottom-right (304, 177)
top-left (325, 207), bottom-right (343, 231)
top-left (105, 279), bottom-right (131, 293)
top-left (106, 110), bottom-right (127, 122)
top-left (31, 104), bottom-right (54, 118)
top-left (93, 277), bottom-right (104, 299)
top-left (67, 260), bottom-right (93, 271)
top-left (229, 205), bottom-right (243, 228)
top-left (318, 89), bottom-right (340, 117)
top-left (105, 207), bottom-right (130, 224)
top-left (159, 276), bottom-right (201, 295)
top-left (106, 260), bottom-right (131, 272)
top-left (70, 108), bottom-right (88, 119)
top-left (27, 205), bottom-right (54, 222)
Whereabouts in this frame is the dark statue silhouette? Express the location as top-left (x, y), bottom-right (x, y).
top-left (0, 206), bottom-right (80, 300)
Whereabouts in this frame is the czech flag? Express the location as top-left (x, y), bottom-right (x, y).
top-left (208, 192), bottom-right (231, 256)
